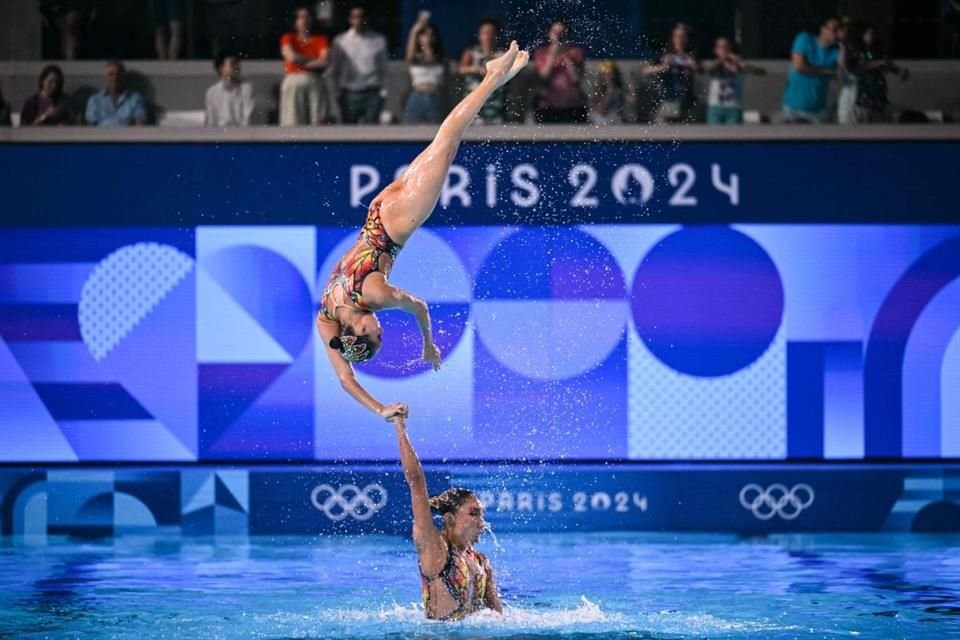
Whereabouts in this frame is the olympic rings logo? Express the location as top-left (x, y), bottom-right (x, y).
top-left (310, 483), bottom-right (388, 521)
top-left (739, 483), bottom-right (815, 520)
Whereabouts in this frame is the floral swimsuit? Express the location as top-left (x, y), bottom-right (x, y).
top-left (320, 203), bottom-right (402, 319)
top-left (421, 544), bottom-right (490, 621)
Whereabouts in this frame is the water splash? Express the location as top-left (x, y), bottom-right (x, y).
top-left (300, 595), bottom-right (629, 631)
top-left (481, 522), bottom-right (506, 554)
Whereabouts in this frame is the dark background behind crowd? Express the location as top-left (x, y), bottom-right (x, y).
top-left (32, 0), bottom-right (960, 62)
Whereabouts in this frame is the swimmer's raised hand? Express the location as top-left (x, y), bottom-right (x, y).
top-left (380, 402), bottom-right (409, 422)
top-left (422, 342), bottom-right (442, 371)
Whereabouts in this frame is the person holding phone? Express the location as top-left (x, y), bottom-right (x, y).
top-left (403, 10), bottom-right (447, 124)
top-left (643, 23), bottom-right (699, 124)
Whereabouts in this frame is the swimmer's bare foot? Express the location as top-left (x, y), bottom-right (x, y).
top-left (502, 49), bottom-right (529, 87)
top-left (485, 41), bottom-right (527, 88)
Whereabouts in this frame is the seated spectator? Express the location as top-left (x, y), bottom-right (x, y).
top-left (85, 61), bottom-right (147, 126)
top-left (21, 65), bottom-right (76, 126)
top-left (845, 23), bottom-right (909, 124)
top-left (782, 17), bottom-right (840, 123)
top-left (150, 0), bottom-right (184, 59)
top-left (643, 23), bottom-right (698, 124)
top-left (591, 60), bottom-right (625, 124)
top-left (701, 37), bottom-right (765, 125)
top-left (403, 11), bottom-right (446, 124)
top-left (458, 18), bottom-right (505, 124)
top-left (330, 4), bottom-right (387, 124)
top-left (39, 0), bottom-right (91, 60)
top-left (205, 51), bottom-right (255, 127)
top-left (279, 6), bottom-right (330, 126)
top-left (0, 87), bottom-right (11, 126)
top-left (533, 19), bottom-right (588, 123)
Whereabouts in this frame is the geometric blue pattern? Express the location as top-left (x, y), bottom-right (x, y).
top-left (2, 225), bottom-right (960, 463)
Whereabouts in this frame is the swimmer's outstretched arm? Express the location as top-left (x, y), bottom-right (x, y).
top-left (363, 283), bottom-right (440, 370)
top-left (316, 314), bottom-right (408, 419)
top-left (391, 416), bottom-right (446, 571)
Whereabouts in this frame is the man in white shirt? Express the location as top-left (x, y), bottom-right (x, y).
top-left (329, 4), bottom-right (387, 123)
top-left (204, 50), bottom-right (255, 127)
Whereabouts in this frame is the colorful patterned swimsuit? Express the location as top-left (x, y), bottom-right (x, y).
top-left (320, 203), bottom-right (402, 320)
top-left (421, 545), bottom-right (489, 621)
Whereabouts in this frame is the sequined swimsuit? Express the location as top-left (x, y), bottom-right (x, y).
top-left (421, 545), bottom-right (489, 621)
top-left (320, 203), bottom-right (403, 320)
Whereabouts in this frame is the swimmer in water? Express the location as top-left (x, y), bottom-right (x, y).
top-left (391, 414), bottom-right (501, 620)
top-left (317, 41), bottom-right (530, 421)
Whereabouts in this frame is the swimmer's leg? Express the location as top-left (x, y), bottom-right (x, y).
top-left (380, 42), bottom-right (528, 241)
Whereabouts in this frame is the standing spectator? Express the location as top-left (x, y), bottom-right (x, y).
top-left (591, 60), bottom-right (625, 124)
top-left (21, 65), bottom-right (76, 126)
top-left (837, 19), bottom-right (858, 125)
top-left (280, 6), bottom-right (330, 126)
top-left (39, 0), bottom-right (90, 60)
top-left (533, 19), bottom-right (588, 124)
top-left (701, 37), bottom-right (765, 125)
top-left (205, 51), bottom-right (255, 127)
top-left (0, 87), bottom-right (12, 127)
top-left (403, 11), bottom-right (446, 124)
top-left (85, 61), bottom-right (147, 126)
top-left (846, 23), bottom-right (910, 123)
top-left (150, 0), bottom-right (184, 59)
top-left (330, 4), bottom-right (388, 124)
top-left (643, 23), bottom-right (698, 124)
top-left (782, 17), bottom-right (840, 123)
top-left (458, 18), bottom-right (506, 124)
top-left (205, 0), bottom-right (253, 57)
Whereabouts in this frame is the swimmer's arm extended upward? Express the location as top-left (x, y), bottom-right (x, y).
top-left (392, 417), bottom-right (446, 567)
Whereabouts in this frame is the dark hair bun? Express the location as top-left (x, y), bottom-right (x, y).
top-left (329, 337), bottom-right (343, 350)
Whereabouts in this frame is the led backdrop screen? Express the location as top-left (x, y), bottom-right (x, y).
top-left (0, 141), bottom-right (957, 462)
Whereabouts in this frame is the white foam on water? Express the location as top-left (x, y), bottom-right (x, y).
top-left (259, 596), bottom-right (631, 636)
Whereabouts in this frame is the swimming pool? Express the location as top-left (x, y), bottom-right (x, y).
top-left (1, 532), bottom-right (958, 639)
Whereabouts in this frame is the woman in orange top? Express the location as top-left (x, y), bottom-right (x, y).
top-left (316, 42), bottom-right (529, 421)
top-left (279, 6), bottom-right (329, 125)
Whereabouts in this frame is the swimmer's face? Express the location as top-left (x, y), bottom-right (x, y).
top-left (356, 312), bottom-right (382, 345)
top-left (341, 313), bottom-right (381, 361)
top-left (448, 496), bottom-right (486, 544)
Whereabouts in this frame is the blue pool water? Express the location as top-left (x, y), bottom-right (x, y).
top-left (1, 532), bottom-right (958, 639)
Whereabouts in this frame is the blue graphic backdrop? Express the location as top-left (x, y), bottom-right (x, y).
top-left (2, 224), bottom-right (959, 462)
top-left (0, 141), bottom-right (958, 462)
